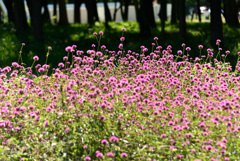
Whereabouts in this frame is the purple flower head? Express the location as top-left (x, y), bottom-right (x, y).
top-left (83, 145), bottom-right (87, 149)
top-left (107, 152), bottom-right (114, 157)
top-left (65, 46), bottom-right (72, 52)
top-left (154, 37), bottom-right (158, 41)
top-left (96, 152), bottom-right (103, 157)
top-left (122, 28), bottom-right (126, 31)
top-left (12, 62), bottom-right (19, 67)
top-left (101, 139), bottom-right (108, 144)
top-left (182, 43), bottom-right (186, 47)
top-left (99, 31), bottom-right (104, 35)
top-left (177, 50), bottom-right (183, 55)
top-left (186, 47), bottom-right (191, 51)
top-left (198, 45), bottom-right (203, 49)
top-left (121, 153), bottom-right (127, 157)
top-left (119, 44), bottom-right (123, 49)
top-left (225, 50), bottom-right (230, 55)
top-left (22, 43), bottom-right (25, 46)
top-left (33, 56), bottom-right (39, 61)
top-left (43, 120), bottom-right (48, 128)
top-left (58, 63), bottom-right (64, 67)
top-left (110, 136), bottom-right (119, 142)
top-left (93, 32), bottom-right (97, 35)
top-left (85, 156), bottom-right (91, 161)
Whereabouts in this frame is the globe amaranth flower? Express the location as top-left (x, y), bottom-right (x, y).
top-left (110, 136), bottom-right (119, 142)
top-left (121, 153), bottom-right (127, 157)
top-left (107, 152), bottom-right (114, 157)
top-left (85, 156), bottom-right (91, 161)
top-left (33, 56), bottom-right (39, 61)
top-left (101, 139), bottom-right (108, 144)
top-left (65, 46), bottom-right (72, 52)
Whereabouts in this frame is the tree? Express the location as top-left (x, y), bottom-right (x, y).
top-left (3, 0), bottom-right (14, 23)
top-left (53, 0), bottom-right (57, 24)
top-left (120, 0), bottom-right (130, 21)
top-left (58, 0), bottom-right (69, 25)
top-left (26, 0), bottom-right (43, 41)
top-left (224, 0), bottom-right (239, 26)
top-left (133, 0), bottom-right (139, 22)
top-left (179, 0), bottom-right (186, 37)
top-left (209, 0), bottom-right (223, 46)
top-left (74, 0), bottom-right (84, 23)
top-left (138, 0), bottom-right (152, 37)
top-left (197, 0), bottom-right (201, 22)
top-left (42, 0), bottom-right (51, 24)
top-left (85, 0), bottom-right (99, 25)
top-left (171, 0), bottom-right (177, 24)
top-left (159, 0), bottom-right (167, 35)
top-left (13, 0), bottom-right (28, 32)
top-left (103, 0), bottom-right (112, 28)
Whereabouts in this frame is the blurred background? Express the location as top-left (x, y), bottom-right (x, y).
top-left (0, 0), bottom-right (239, 70)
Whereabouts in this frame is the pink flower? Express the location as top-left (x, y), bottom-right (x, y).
top-left (33, 56), bottom-right (39, 61)
top-left (121, 153), bottom-right (127, 157)
top-left (43, 120), bottom-right (48, 128)
top-left (107, 152), bottom-right (114, 157)
top-left (99, 31), bottom-right (104, 35)
top-left (85, 156), bottom-right (91, 160)
top-left (83, 145), bottom-right (87, 149)
top-left (110, 136), bottom-right (119, 142)
top-left (101, 139), bottom-right (108, 144)
top-left (65, 46), bottom-right (72, 52)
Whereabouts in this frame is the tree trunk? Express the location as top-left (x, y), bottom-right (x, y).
top-left (139, 0), bottom-right (151, 37)
top-left (133, 0), bottom-right (139, 22)
top-left (42, 0), bottom-right (51, 24)
top-left (93, 0), bottom-right (99, 21)
top-left (171, 0), bottom-right (177, 24)
top-left (58, 0), bottom-right (69, 25)
top-left (224, 0), bottom-right (239, 26)
top-left (3, 0), bottom-right (14, 23)
top-left (123, 0), bottom-right (130, 21)
top-left (159, 0), bottom-right (167, 35)
top-left (85, 0), bottom-right (96, 25)
top-left (120, 0), bottom-right (130, 21)
top-left (13, 0), bottom-right (28, 32)
top-left (53, 0), bottom-right (57, 24)
top-left (210, 0), bottom-right (223, 46)
top-left (26, 0), bottom-right (43, 41)
top-left (179, 0), bottom-right (186, 37)
top-left (197, 0), bottom-right (201, 22)
top-left (103, 0), bottom-right (112, 28)
top-left (74, 0), bottom-right (83, 23)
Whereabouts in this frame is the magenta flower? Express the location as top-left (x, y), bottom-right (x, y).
top-left (110, 136), bottom-right (119, 142)
top-left (101, 139), bottom-right (108, 144)
top-left (33, 56), bottom-right (39, 61)
top-left (121, 153), bottom-right (127, 157)
top-left (85, 156), bottom-right (91, 161)
top-left (43, 120), bottom-right (48, 128)
top-left (65, 46), bottom-right (72, 52)
top-left (107, 152), bottom-right (114, 157)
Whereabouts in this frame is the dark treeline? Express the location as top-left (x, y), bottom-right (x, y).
top-left (1, 0), bottom-right (240, 47)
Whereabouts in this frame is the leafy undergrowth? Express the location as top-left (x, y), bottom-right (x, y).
top-left (0, 30), bottom-right (240, 161)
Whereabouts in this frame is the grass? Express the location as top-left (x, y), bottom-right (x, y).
top-left (0, 21), bottom-right (240, 70)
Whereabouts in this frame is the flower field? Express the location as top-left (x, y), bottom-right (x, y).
top-left (0, 30), bottom-right (240, 161)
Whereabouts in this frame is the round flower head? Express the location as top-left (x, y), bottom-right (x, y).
top-left (33, 56), bottom-right (39, 61)
top-left (65, 46), bottom-right (72, 52)
top-left (93, 32), bottom-right (97, 35)
top-left (107, 152), bottom-right (114, 157)
top-left (121, 153), bottom-right (127, 157)
top-left (198, 45), bottom-right (203, 49)
top-left (85, 156), bottom-right (91, 161)
top-left (99, 31), bottom-right (104, 35)
top-left (154, 37), bottom-right (158, 41)
top-left (122, 28), bottom-right (126, 31)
